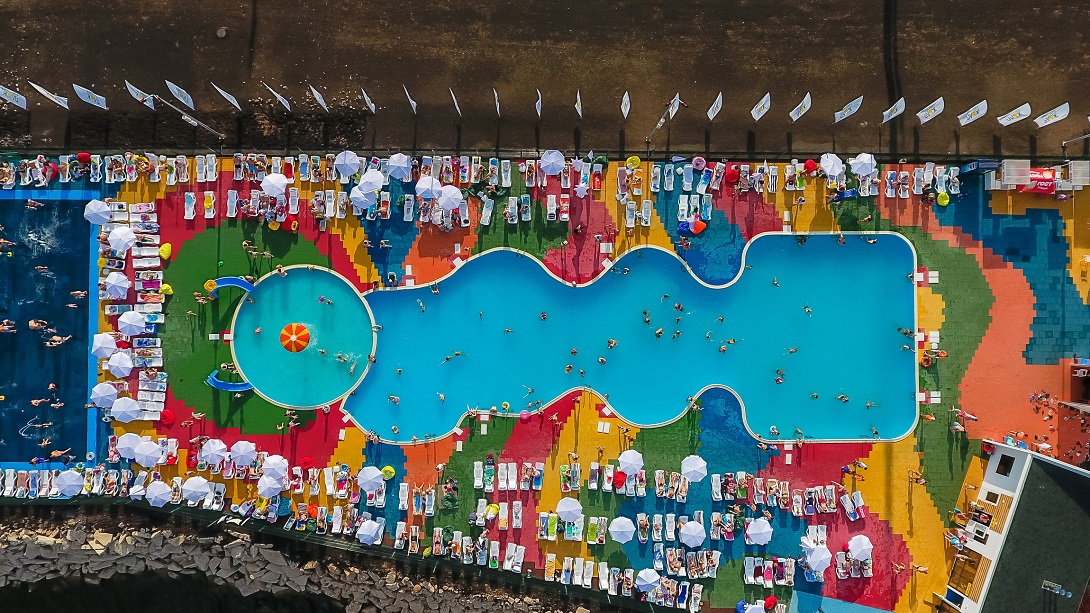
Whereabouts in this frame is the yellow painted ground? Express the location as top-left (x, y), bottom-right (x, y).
top-left (328, 214), bottom-right (382, 287)
top-left (855, 437), bottom-right (950, 613)
top-left (917, 287), bottom-right (946, 332)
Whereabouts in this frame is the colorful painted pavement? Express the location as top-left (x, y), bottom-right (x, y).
top-left (7, 153), bottom-right (1089, 613)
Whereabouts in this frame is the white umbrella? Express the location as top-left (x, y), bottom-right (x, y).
top-left (199, 439), bottom-right (228, 465)
top-left (618, 449), bottom-right (644, 474)
top-left (91, 333), bottom-right (117, 358)
top-left (117, 311), bottom-right (147, 336)
top-left (84, 199), bottom-right (111, 225)
top-left (145, 480), bottom-right (172, 507)
top-left (437, 185), bottom-right (464, 212)
top-left (556, 497), bottom-right (583, 522)
top-left (262, 454), bottom-right (289, 479)
top-left (574, 184), bottom-right (590, 198)
top-left (608, 517), bottom-right (636, 543)
top-left (90, 382), bottom-right (118, 407)
top-left (181, 476), bottom-right (210, 502)
top-left (357, 466), bottom-right (384, 491)
top-left (349, 185), bottom-right (377, 208)
top-left (747, 517), bottom-right (774, 545)
top-left (800, 535), bottom-right (816, 555)
top-left (388, 153), bottom-right (412, 180)
top-left (807, 545), bottom-right (833, 573)
top-left (635, 568), bottom-right (661, 592)
top-left (680, 455), bottom-right (708, 482)
top-left (358, 168), bottom-right (384, 193)
top-left (133, 441), bottom-right (162, 468)
top-left (334, 150), bottom-right (361, 177)
top-left (820, 153), bottom-right (844, 177)
top-left (539, 150), bottom-right (565, 175)
top-left (116, 433), bottom-right (143, 459)
top-left (357, 519), bottom-right (383, 545)
top-left (108, 226), bottom-right (137, 252)
top-left (848, 534), bottom-right (874, 560)
top-left (848, 153), bottom-right (877, 177)
top-left (55, 470), bottom-right (85, 497)
top-left (230, 441), bottom-right (257, 467)
top-left (110, 397), bottom-right (143, 423)
top-left (260, 173), bottom-right (289, 197)
top-left (107, 351), bottom-right (133, 377)
top-left (415, 175), bottom-right (442, 199)
top-left (679, 521), bottom-right (707, 547)
top-left (104, 272), bottom-right (131, 299)
top-left (257, 474), bottom-right (284, 498)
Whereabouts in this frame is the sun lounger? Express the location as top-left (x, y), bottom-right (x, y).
top-left (184, 192), bottom-right (196, 220)
top-left (852, 490), bottom-right (867, 517)
top-left (204, 191), bottom-right (216, 218)
top-left (602, 464), bottom-right (614, 492)
top-left (533, 462), bottom-right (544, 490)
top-left (949, 166), bottom-right (961, 194)
top-left (665, 513), bottom-right (676, 540)
top-left (520, 194), bottom-right (531, 221)
top-left (559, 194), bottom-right (570, 222)
top-left (545, 194), bottom-right (558, 221)
top-left (912, 167), bottom-right (925, 194)
top-left (625, 200), bottom-right (637, 228)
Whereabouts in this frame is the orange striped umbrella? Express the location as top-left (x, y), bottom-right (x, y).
top-left (279, 323), bottom-right (310, 352)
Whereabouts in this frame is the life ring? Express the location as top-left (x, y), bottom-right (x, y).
top-left (204, 279), bottom-right (218, 292)
top-left (290, 220), bottom-right (299, 232)
top-left (501, 401), bottom-right (510, 411)
top-left (920, 355), bottom-right (933, 368)
top-left (937, 350), bottom-right (948, 360)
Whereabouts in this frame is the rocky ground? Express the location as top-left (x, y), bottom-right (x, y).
top-left (0, 506), bottom-right (603, 613)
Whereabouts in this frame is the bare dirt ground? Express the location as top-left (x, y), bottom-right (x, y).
top-left (0, 0), bottom-right (1088, 160)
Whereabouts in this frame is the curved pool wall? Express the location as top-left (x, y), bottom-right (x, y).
top-left (230, 266), bottom-right (376, 408)
top-left (342, 232), bottom-right (918, 443)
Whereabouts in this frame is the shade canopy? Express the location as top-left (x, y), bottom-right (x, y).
top-left (91, 333), bottom-right (117, 358)
top-left (349, 185), bottom-right (377, 208)
top-left (556, 497), bottom-right (583, 522)
top-left (357, 520), bottom-right (383, 545)
top-left (133, 441), bottom-right (162, 468)
top-left (747, 517), bottom-right (774, 545)
top-left (84, 199), bottom-right (111, 224)
top-left (199, 439), bottom-right (228, 465)
top-left (257, 474), bottom-right (284, 498)
top-left (820, 153), bottom-right (845, 177)
top-left (105, 272), bottom-right (131, 299)
top-left (415, 175), bottom-right (442, 199)
top-left (357, 168), bottom-right (384, 193)
top-left (388, 153), bottom-right (412, 179)
top-left (260, 173), bottom-right (289, 197)
top-left (437, 185), bottom-right (463, 212)
top-left (108, 226), bottom-right (137, 252)
top-left (90, 382), bottom-right (118, 408)
top-left (608, 516), bottom-right (636, 543)
top-left (230, 440), bottom-right (257, 467)
top-left (807, 545), bottom-right (833, 573)
top-left (334, 150), bottom-right (361, 176)
top-left (55, 470), bottom-right (86, 496)
top-left (679, 521), bottom-right (707, 547)
top-left (680, 455), bottom-right (708, 482)
top-left (117, 311), bottom-right (147, 336)
top-left (262, 454), bottom-right (289, 479)
top-left (618, 449), bottom-right (644, 474)
top-left (107, 351), bottom-right (134, 377)
top-left (539, 150), bottom-right (565, 175)
top-left (635, 568), bottom-right (661, 592)
top-left (145, 480), bottom-right (172, 507)
top-left (848, 153), bottom-right (877, 177)
top-left (357, 466), bottom-right (384, 491)
top-left (116, 432), bottom-right (143, 459)
top-left (848, 534), bottom-right (874, 560)
top-left (110, 397), bottom-right (142, 423)
top-left (181, 476), bottom-right (210, 502)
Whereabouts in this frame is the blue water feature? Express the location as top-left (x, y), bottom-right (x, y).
top-left (343, 233), bottom-right (917, 443)
top-left (230, 267), bottom-right (374, 407)
top-left (209, 276), bottom-right (255, 298)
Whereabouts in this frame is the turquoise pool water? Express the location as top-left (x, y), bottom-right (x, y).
top-left (231, 268), bottom-right (374, 408)
top-left (344, 233), bottom-right (918, 442)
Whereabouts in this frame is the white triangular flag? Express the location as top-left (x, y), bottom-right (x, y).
top-left (707, 92), bottom-right (723, 122)
top-left (957, 100), bottom-right (987, 126)
top-left (881, 97), bottom-right (905, 124)
top-left (164, 80), bottom-right (194, 110)
top-left (916, 97), bottom-right (944, 125)
top-left (621, 91), bottom-right (630, 119)
top-left (1034, 102), bottom-right (1069, 128)
top-left (834, 95), bottom-right (864, 123)
top-left (535, 89), bottom-right (542, 119)
top-left (125, 81), bottom-right (155, 110)
top-left (997, 103), bottom-right (1031, 126)
top-left (309, 85), bottom-right (329, 112)
top-left (750, 92), bottom-right (771, 122)
top-left (73, 83), bottom-right (107, 110)
top-left (28, 82), bottom-right (68, 109)
top-left (575, 89), bottom-right (583, 119)
top-left (402, 85), bottom-right (416, 115)
top-left (668, 93), bottom-right (681, 119)
top-left (494, 88), bottom-right (501, 118)
top-left (449, 88), bottom-right (461, 117)
top-left (360, 87), bottom-right (376, 114)
top-left (211, 82), bottom-right (242, 111)
top-left (789, 93), bottom-right (811, 123)
top-left (0, 84), bottom-right (27, 110)
top-left (261, 82), bottom-right (291, 111)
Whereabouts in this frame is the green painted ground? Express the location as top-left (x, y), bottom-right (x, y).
top-left (162, 222), bottom-right (329, 434)
top-left (471, 179), bottom-right (569, 257)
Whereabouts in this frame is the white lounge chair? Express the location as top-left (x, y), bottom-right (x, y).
top-left (547, 195), bottom-right (557, 221)
top-left (404, 196), bottom-right (416, 222)
top-left (480, 198), bottom-right (494, 226)
top-left (226, 190), bottom-right (238, 218)
top-left (506, 197), bottom-right (517, 224)
top-left (288, 187), bottom-right (299, 215)
top-left (625, 200), bottom-right (636, 228)
top-left (641, 200), bottom-right (652, 227)
top-left (184, 193), bottom-right (196, 220)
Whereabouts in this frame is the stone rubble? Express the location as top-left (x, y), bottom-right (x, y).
top-left (0, 512), bottom-right (590, 613)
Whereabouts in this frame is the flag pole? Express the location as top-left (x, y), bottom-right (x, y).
top-left (152, 95), bottom-right (226, 140)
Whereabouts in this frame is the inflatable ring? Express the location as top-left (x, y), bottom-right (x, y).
top-left (290, 220), bottom-right (299, 232)
top-left (937, 350), bottom-right (948, 360)
top-left (381, 466), bottom-right (396, 479)
top-left (204, 279), bottom-right (218, 293)
top-left (268, 220), bottom-right (281, 231)
top-left (501, 401), bottom-right (511, 411)
top-left (921, 355), bottom-right (933, 368)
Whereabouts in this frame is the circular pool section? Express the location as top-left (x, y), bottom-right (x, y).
top-left (231, 267), bottom-right (375, 408)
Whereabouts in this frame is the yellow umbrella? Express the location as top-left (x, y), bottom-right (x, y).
top-left (937, 192), bottom-right (950, 206)
top-left (158, 243), bottom-right (172, 259)
top-left (158, 283), bottom-right (173, 295)
top-left (626, 155), bottom-right (641, 168)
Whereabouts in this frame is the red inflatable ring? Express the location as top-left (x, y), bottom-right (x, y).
top-left (921, 355), bottom-right (933, 367)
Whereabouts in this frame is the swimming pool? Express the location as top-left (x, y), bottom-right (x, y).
top-left (231, 267), bottom-right (375, 408)
top-left (342, 232), bottom-right (918, 443)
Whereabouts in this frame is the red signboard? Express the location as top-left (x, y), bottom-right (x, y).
top-left (1019, 168), bottom-right (1056, 194)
